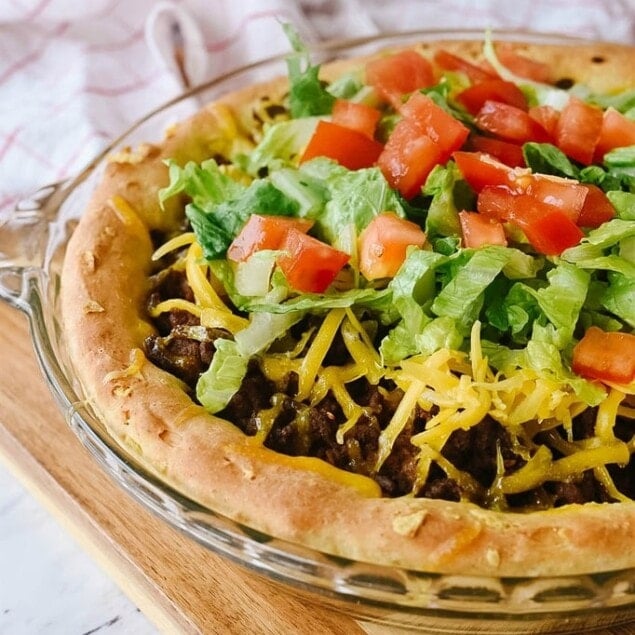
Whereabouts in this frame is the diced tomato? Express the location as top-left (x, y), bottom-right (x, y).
top-left (478, 187), bottom-right (584, 255)
top-left (528, 105), bottom-right (560, 139)
top-left (399, 92), bottom-right (470, 149)
top-left (572, 326), bottom-right (635, 385)
top-left (496, 43), bottom-right (551, 83)
top-left (511, 199), bottom-right (585, 255)
top-left (378, 120), bottom-right (443, 199)
top-left (378, 93), bottom-right (469, 199)
top-left (433, 49), bottom-right (497, 83)
top-left (227, 215), bottom-right (314, 262)
top-left (366, 50), bottom-right (435, 108)
top-left (475, 100), bottom-right (551, 144)
top-left (277, 228), bottom-right (350, 293)
top-left (555, 97), bottom-right (603, 165)
top-left (300, 120), bottom-right (383, 170)
top-left (358, 212), bottom-right (426, 280)
top-left (331, 99), bottom-right (381, 139)
top-left (458, 211), bottom-right (507, 248)
top-left (577, 184), bottom-right (615, 228)
top-left (477, 185), bottom-right (516, 219)
top-left (457, 79), bottom-right (528, 115)
top-left (453, 150), bottom-right (520, 192)
top-left (594, 107), bottom-right (635, 161)
top-left (525, 175), bottom-right (589, 223)
top-left (469, 135), bottom-right (525, 167)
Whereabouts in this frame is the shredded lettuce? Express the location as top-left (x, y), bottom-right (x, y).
top-left (186, 179), bottom-right (299, 260)
top-left (431, 246), bottom-right (514, 333)
top-left (523, 263), bottom-right (590, 347)
top-left (421, 77), bottom-right (474, 125)
top-left (607, 191), bottom-right (635, 220)
top-left (159, 159), bottom-right (243, 208)
top-left (241, 117), bottom-right (321, 176)
top-left (196, 339), bottom-right (249, 413)
top-left (282, 23), bottom-right (336, 118)
top-left (312, 161), bottom-right (406, 247)
top-left (522, 143), bottom-right (579, 179)
top-left (379, 249), bottom-right (445, 363)
top-left (243, 286), bottom-right (393, 315)
top-left (574, 86), bottom-right (635, 114)
top-left (422, 162), bottom-right (474, 237)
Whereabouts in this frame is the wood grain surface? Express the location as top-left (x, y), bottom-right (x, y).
top-left (0, 299), bottom-right (633, 635)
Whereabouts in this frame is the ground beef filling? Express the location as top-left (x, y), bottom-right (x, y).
top-left (144, 269), bottom-right (632, 508)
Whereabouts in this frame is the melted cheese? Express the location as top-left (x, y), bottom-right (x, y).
top-left (104, 348), bottom-right (146, 384)
top-left (109, 195), bottom-right (147, 236)
top-left (237, 439), bottom-right (381, 497)
top-left (297, 308), bottom-right (346, 400)
top-left (152, 233), bottom-right (634, 503)
top-left (151, 232), bottom-right (196, 261)
top-left (375, 378), bottom-right (425, 471)
top-left (149, 298), bottom-right (202, 319)
top-left (500, 442), bottom-right (630, 494)
top-left (185, 242), bottom-right (231, 312)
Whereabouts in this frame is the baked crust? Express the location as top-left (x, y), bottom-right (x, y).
top-left (61, 38), bottom-right (635, 577)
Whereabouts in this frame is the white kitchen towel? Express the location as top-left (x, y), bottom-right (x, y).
top-left (1, 0), bottom-right (633, 218)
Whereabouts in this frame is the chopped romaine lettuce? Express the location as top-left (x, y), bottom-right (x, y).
top-left (241, 117), bottom-right (321, 176)
top-left (159, 159), bottom-right (243, 208)
top-left (607, 191), bottom-right (635, 219)
top-left (186, 179), bottom-right (299, 260)
top-left (315, 162), bottom-right (406, 247)
top-left (196, 339), bottom-right (249, 413)
top-left (422, 162), bottom-right (474, 237)
top-left (522, 143), bottom-right (579, 179)
top-left (282, 23), bottom-right (335, 118)
top-left (431, 246), bottom-right (514, 333)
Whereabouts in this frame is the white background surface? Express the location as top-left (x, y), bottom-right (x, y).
top-left (0, 461), bottom-right (157, 634)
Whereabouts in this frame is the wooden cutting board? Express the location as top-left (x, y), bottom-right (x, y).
top-left (0, 300), bottom-right (632, 635)
top-left (0, 302), bottom-right (369, 634)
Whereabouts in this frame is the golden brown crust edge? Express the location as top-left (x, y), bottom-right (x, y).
top-left (61, 39), bottom-right (635, 577)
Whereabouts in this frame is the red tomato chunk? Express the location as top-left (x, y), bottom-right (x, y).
top-left (366, 50), bottom-right (435, 108)
top-left (227, 215), bottom-right (314, 262)
top-left (277, 229), bottom-right (350, 293)
top-left (594, 107), bottom-right (635, 162)
top-left (457, 79), bottom-right (528, 115)
top-left (469, 135), bottom-right (525, 168)
top-left (358, 213), bottom-right (426, 280)
top-left (379, 93), bottom-right (469, 199)
top-left (478, 187), bottom-right (584, 255)
top-left (496, 43), bottom-right (551, 83)
top-left (433, 49), bottom-right (497, 83)
top-left (459, 211), bottom-right (507, 248)
top-left (331, 99), bottom-right (381, 139)
top-left (453, 150), bottom-right (521, 193)
top-left (572, 327), bottom-right (635, 385)
top-left (555, 97), bottom-right (603, 165)
top-left (525, 175), bottom-right (589, 223)
top-left (577, 184), bottom-right (615, 228)
top-left (300, 120), bottom-right (383, 170)
top-left (475, 100), bottom-right (551, 144)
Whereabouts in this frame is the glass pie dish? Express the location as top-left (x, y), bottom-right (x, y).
top-left (1, 29), bottom-right (634, 634)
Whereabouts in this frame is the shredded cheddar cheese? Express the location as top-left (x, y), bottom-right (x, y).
top-left (151, 232), bottom-right (196, 261)
top-left (153, 233), bottom-right (634, 506)
top-left (185, 242), bottom-right (232, 312)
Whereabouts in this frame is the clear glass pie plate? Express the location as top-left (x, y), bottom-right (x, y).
top-left (1, 29), bottom-right (634, 634)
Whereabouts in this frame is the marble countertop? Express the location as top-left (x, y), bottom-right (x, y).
top-left (0, 461), bottom-right (157, 635)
